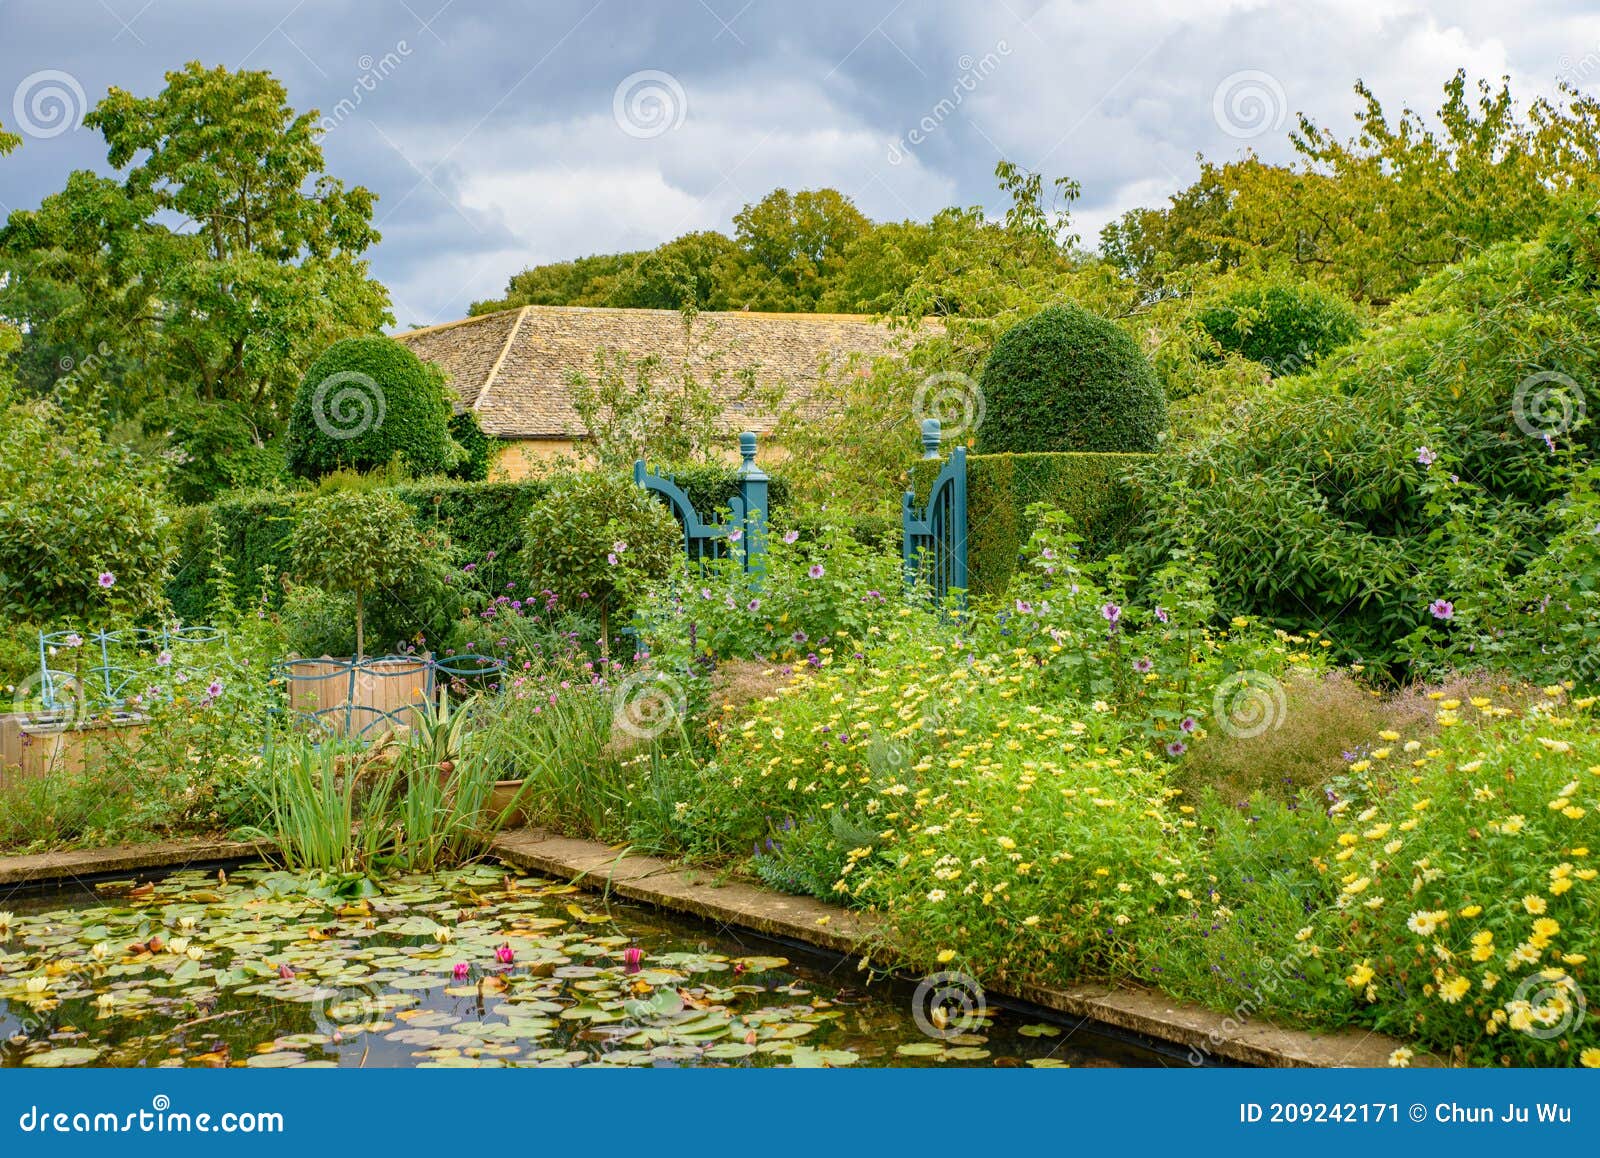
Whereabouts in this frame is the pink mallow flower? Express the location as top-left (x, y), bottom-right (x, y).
top-left (1428, 599), bottom-right (1455, 621)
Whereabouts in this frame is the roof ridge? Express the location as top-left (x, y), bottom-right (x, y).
top-left (474, 305), bottom-right (528, 413)
top-left (394, 308), bottom-right (521, 340)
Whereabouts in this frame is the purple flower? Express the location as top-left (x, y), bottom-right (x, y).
top-left (607, 553), bottom-right (619, 566)
top-left (1415, 445), bottom-right (1436, 468)
top-left (792, 630), bottom-right (808, 644)
top-left (728, 528), bottom-right (743, 543)
top-left (463, 563), bottom-right (477, 573)
top-left (1133, 657), bottom-right (1153, 674)
top-left (1154, 606), bottom-right (1169, 624)
top-left (98, 572), bottom-right (115, 588)
top-left (155, 650), bottom-right (173, 667)
top-left (782, 530), bottom-right (799, 545)
top-left (1166, 740), bottom-right (1188, 757)
top-left (612, 540), bottom-right (628, 553)
top-left (1179, 716), bottom-right (1197, 734)
top-left (806, 653), bottom-right (821, 668)
top-left (808, 564), bottom-right (825, 579)
top-left (1428, 599), bottom-right (1455, 621)
top-left (747, 599), bottom-right (761, 612)
top-left (62, 633), bottom-right (83, 648)
top-left (485, 550), bottom-right (498, 561)
top-left (1016, 600), bottom-right (1033, 614)
top-left (1101, 603), bottom-right (1121, 624)
top-left (1041, 547), bottom-right (1055, 560)
top-left (206, 680), bottom-right (223, 698)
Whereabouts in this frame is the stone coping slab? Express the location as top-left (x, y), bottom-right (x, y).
top-left (490, 827), bottom-right (1427, 1069)
top-left (0, 838), bottom-right (266, 890)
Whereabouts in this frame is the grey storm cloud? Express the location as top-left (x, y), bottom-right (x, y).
top-left (1, 0), bottom-right (1595, 326)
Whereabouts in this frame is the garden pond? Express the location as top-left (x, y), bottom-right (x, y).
top-left (0, 863), bottom-right (1166, 1068)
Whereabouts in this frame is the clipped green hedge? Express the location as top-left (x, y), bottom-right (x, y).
top-left (911, 451), bottom-right (1148, 597)
top-left (167, 466), bottom-right (795, 621)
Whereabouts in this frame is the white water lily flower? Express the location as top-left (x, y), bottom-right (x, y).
top-left (432, 927), bottom-right (455, 944)
top-left (89, 942), bottom-right (109, 961)
top-left (24, 975), bottom-right (49, 994)
top-left (0, 912), bottom-right (13, 933)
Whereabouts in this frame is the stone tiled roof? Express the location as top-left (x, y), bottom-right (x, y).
top-left (395, 304), bottom-right (906, 439)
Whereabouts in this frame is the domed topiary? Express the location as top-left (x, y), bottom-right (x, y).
top-left (1196, 280), bottom-right (1363, 374)
top-left (287, 337), bottom-right (458, 479)
top-left (976, 304), bottom-right (1166, 454)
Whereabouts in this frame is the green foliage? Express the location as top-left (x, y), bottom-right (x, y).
top-left (0, 401), bottom-right (173, 625)
top-left (0, 62), bottom-right (391, 494)
top-left (519, 471), bottom-right (680, 641)
top-left (1196, 278), bottom-right (1364, 372)
top-left (447, 411), bottom-right (493, 481)
top-left (1130, 196), bottom-right (1600, 666)
top-left (1104, 72), bottom-right (1600, 305)
top-left (290, 489), bottom-right (427, 657)
top-left (977, 304), bottom-right (1166, 454)
top-left (286, 337), bottom-right (456, 479)
top-left (910, 451), bottom-right (1147, 597)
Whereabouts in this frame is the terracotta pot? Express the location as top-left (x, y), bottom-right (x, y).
top-left (487, 779), bottom-right (529, 827)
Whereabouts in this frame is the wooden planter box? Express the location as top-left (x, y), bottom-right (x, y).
top-left (0, 711), bottom-right (149, 791)
top-left (284, 655), bottom-right (432, 738)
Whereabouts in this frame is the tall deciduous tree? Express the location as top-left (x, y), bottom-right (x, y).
top-left (0, 62), bottom-right (392, 500)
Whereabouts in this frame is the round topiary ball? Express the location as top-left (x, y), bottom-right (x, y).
top-left (287, 337), bottom-right (457, 479)
top-left (976, 304), bottom-right (1166, 454)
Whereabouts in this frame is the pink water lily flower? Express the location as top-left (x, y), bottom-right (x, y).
top-left (453, 962), bottom-right (470, 981)
top-left (623, 947), bottom-right (644, 974)
top-left (495, 943), bottom-right (515, 965)
top-left (277, 964), bottom-right (295, 980)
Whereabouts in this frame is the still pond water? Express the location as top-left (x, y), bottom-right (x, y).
top-left (0, 862), bottom-right (1164, 1068)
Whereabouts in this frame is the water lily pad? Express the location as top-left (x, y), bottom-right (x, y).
top-left (23, 1046), bottom-right (103, 1067)
top-left (1018, 1023), bottom-right (1061, 1038)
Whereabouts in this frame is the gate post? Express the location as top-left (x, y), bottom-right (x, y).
top-left (736, 431), bottom-right (768, 570)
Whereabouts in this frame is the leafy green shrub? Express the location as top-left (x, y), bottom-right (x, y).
top-left (290, 489), bottom-right (428, 657)
top-left (286, 337), bottom-right (458, 479)
top-left (1131, 197), bottom-right (1600, 667)
top-left (447, 412), bottom-right (494, 481)
top-left (1196, 278), bottom-right (1364, 373)
top-left (976, 303), bottom-right (1166, 453)
top-left (0, 402), bottom-right (173, 625)
top-left (909, 451), bottom-right (1147, 597)
top-left (520, 471), bottom-right (680, 644)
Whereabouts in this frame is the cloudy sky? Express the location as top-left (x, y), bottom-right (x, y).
top-left (1, 0), bottom-right (1595, 328)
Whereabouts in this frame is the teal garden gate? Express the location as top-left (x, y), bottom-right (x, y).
top-left (902, 418), bottom-right (968, 604)
top-left (635, 431), bottom-right (769, 570)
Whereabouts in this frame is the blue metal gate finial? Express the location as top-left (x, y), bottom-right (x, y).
top-left (920, 417), bottom-right (943, 459)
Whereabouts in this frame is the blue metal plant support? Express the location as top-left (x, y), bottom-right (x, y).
top-left (902, 418), bottom-right (968, 605)
top-left (33, 626), bottom-right (227, 715)
top-left (634, 431), bottom-right (769, 571)
top-left (272, 652), bottom-right (506, 739)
